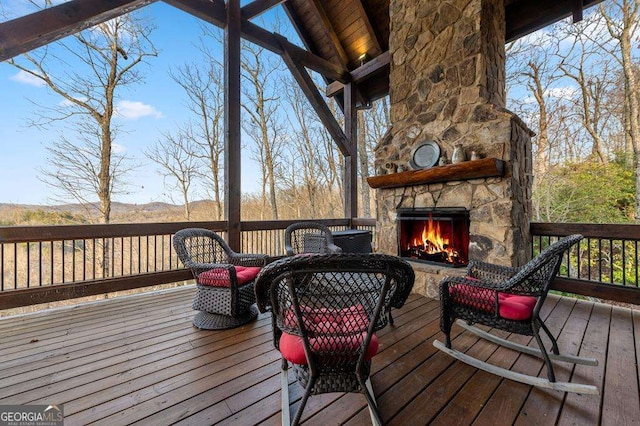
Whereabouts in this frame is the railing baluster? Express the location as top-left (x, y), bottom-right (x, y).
top-left (1, 243), bottom-right (4, 291)
top-left (13, 243), bottom-right (18, 289)
top-left (622, 240), bottom-right (626, 286)
top-left (634, 241), bottom-right (638, 287)
top-left (609, 239), bottom-right (613, 284)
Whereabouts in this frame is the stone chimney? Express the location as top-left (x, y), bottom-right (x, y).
top-left (375, 0), bottom-right (534, 298)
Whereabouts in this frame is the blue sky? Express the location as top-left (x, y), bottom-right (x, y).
top-left (0, 1), bottom-right (292, 206)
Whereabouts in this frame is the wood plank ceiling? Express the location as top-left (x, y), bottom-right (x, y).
top-left (284, 0), bottom-right (605, 105)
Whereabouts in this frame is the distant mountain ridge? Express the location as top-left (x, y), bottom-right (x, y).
top-left (0, 201), bottom-right (185, 215)
top-left (0, 201), bottom-right (224, 225)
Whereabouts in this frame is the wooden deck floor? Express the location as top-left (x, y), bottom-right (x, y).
top-left (0, 286), bottom-right (638, 425)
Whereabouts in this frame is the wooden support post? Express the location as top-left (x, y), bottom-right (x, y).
top-left (344, 83), bottom-right (358, 220)
top-left (225, 0), bottom-right (242, 251)
top-left (571, 0), bottom-right (583, 23)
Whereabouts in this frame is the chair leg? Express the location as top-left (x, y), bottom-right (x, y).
top-left (534, 329), bottom-right (556, 383)
top-left (388, 310), bottom-right (394, 326)
top-left (291, 374), bottom-right (316, 426)
top-left (441, 314), bottom-right (453, 348)
top-left (281, 359), bottom-right (290, 426)
top-left (364, 378), bottom-right (382, 426)
top-left (539, 319), bottom-right (560, 355)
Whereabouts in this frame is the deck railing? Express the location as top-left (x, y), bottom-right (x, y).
top-left (0, 218), bottom-right (375, 309)
top-left (531, 222), bottom-right (640, 304)
top-left (2, 219), bottom-right (638, 309)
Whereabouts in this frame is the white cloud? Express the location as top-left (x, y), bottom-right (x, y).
top-left (545, 86), bottom-right (578, 100)
top-left (112, 144), bottom-right (127, 154)
top-left (9, 70), bottom-right (46, 87)
top-left (115, 100), bottom-right (163, 120)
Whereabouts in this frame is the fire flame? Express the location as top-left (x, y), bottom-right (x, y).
top-left (407, 215), bottom-right (459, 263)
top-left (409, 216), bottom-right (449, 253)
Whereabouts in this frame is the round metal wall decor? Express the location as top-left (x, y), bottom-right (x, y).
top-left (409, 140), bottom-right (440, 170)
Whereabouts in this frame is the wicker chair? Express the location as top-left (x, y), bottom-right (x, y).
top-left (173, 228), bottom-right (268, 330)
top-left (434, 234), bottom-right (599, 394)
top-left (255, 253), bottom-right (414, 426)
top-left (284, 222), bottom-right (342, 256)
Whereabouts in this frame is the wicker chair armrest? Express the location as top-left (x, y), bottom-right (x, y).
top-left (467, 260), bottom-right (519, 283)
top-left (188, 261), bottom-right (236, 277)
top-left (229, 253), bottom-right (269, 267)
top-left (440, 275), bottom-right (510, 291)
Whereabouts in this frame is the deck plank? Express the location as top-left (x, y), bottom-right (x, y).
top-left (0, 288), bottom-right (634, 425)
top-left (557, 301), bottom-right (611, 426)
top-left (601, 305), bottom-right (640, 426)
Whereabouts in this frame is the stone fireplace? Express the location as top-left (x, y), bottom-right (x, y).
top-left (372, 0), bottom-right (534, 298)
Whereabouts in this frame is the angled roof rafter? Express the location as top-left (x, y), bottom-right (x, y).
top-left (0, 0), bottom-right (157, 62)
top-left (165, 0), bottom-right (350, 83)
top-left (276, 34), bottom-right (350, 157)
top-left (241, 0), bottom-right (286, 20)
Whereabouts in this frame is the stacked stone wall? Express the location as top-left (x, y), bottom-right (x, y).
top-left (376, 0), bottom-right (533, 298)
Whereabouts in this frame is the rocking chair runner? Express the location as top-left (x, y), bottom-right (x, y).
top-left (255, 253), bottom-right (415, 426)
top-left (434, 234), bottom-right (599, 395)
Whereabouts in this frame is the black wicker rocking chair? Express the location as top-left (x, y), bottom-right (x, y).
top-left (173, 228), bottom-right (268, 330)
top-left (284, 222), bottom-right (342, 256)
top-left (434, 234), bottom-right (599, 395)
top-left (255, 253), bottom-right (415, 426)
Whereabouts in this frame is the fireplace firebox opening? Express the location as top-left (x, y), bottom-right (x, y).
top-left (397, 208), bottom-right (470, 268)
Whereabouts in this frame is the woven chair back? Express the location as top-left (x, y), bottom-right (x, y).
top-left (506, 234), bottom-right (583, 296)
top-left (284, 222), bottom-right (336, 256)
top-left (173, 228), bottom-right (232, 267)
top-left (256, 254), bottom-right (414, 371)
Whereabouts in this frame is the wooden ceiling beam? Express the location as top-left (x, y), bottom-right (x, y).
top-left (0, 0), bottom-right (157, 62)
top-left (506, 0), bottom-right (603, 42)
top-left (162, 0), bottom-right (226, 26)
top-left (572, 0), bottom-right (584, 22)
top-left (276, 34), bottom-right (351, 157)
top-left (165, 0), bottom-right (350, 83)
top-left (241, 0), bottom-right (286, 20)
top-left (326, 50), bottom-right (389, 97)
top-left (307, 0), bottom-right (350, 70)
top-left (352, 0), bottom-right (384, 55)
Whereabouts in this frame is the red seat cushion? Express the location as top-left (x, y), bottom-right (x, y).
top-left (279, 304), bottom-right (378, 365)
top-left (279, 331), bottom-right (379, 365)
top-left (449, 283), bottom-right (537, 321)
top-left (283, 304), bottom-right (369, 334)
top-left (198, 266), bottom-right (262, 287)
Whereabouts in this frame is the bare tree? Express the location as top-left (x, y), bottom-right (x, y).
top-left (558, 16), bottom-right (619, 164)
top-left (595, 0), bottom-right (640, 218)
top-left (241, 42), bottom-right (286, 220)
top-left (170, 57), bottom-right (225, 220)
top-left (508, 34), bottom-right (562, 220)
top-left (146, 132), bottom-right (199, 219)
top-left (283, 78), bottom-right (323, 218)
top-left (359, 98), bottom-right (391, 217)
top-left (8, 14), bottom-right (157, 223)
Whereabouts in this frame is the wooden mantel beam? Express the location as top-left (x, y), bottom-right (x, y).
top-left (165, 0), bottom-right (350, 83)
top-left (0, 0), bottom-right (157, 62)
